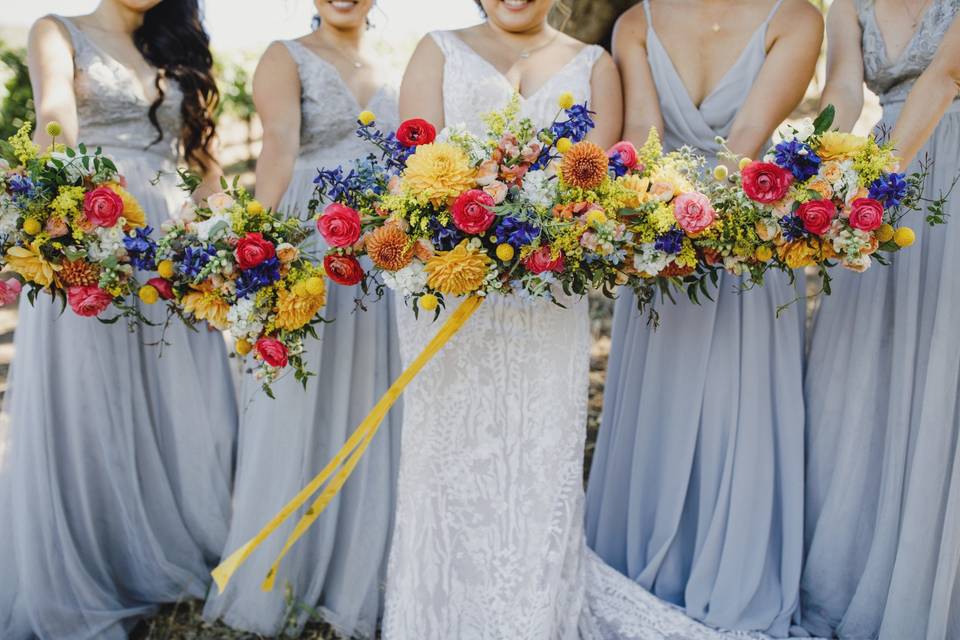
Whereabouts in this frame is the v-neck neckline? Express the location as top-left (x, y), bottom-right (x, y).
top-left (447, 34), bottom-right (592, 102)
top-left (291, 40), bottom-right (385, 113)
top-left (870, 0), bottom-right (939, 67)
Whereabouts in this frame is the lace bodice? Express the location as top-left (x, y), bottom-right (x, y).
top-left (429, 30), bottom-right (604, 136)
top-left (856, 0), bottom-right (960, 105)
top-left (278, 40), bottom-right (398, 161)
top-left (49, 15), bottom-right (182, 161)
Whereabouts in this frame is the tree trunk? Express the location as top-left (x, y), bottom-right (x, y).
top-left (550, 0), bottom-right (640, 47)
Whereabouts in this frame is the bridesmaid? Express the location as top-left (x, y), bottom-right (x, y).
top-left (800, 1), bottom-right (960, 638)
top-left (202, 1), bottom-right (402, 637)
top-left (585, 0), bottom-right (822, 635)
top-left (0, 1), bottom-right (237, 638)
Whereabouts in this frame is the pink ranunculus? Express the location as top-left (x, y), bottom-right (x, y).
top-left (741, 161), bottom-right (794, 204)
top-left (83, 186), bottom-right (125, 227)
top-left (848, 197), bottom-right (884, 232)
top-left (608, 141), bottom-right (639, 170)
top-left (524, 246), bottom-right (565, 275)
top-left (451, 189), bottom-right (496, 234)
top-left (0, 279), bottom-right (22, 306)
top-left (146, 277), bottom-right (174, 300)
top-left (255, 337), bottom-right (289, 368)
top-left (67, 285), bottom-right (113, 317)
top-left (673, 192), bottom-right (716, 234)
top-left (317, 203), bottom-right (362, 248)
top-left (798, 199), bottom-right (837, 236)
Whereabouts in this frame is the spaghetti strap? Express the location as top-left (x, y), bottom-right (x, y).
top-left (642, 0), bottom-right (653, 25)
top-left (764, 0), bottom-right (786, 25)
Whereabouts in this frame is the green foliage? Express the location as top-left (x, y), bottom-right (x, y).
top-left (0, 40), bottom-right (35, 140)
top-left (214, 55), bottom-right (255, 125)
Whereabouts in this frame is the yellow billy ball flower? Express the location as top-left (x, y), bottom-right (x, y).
top-left (22, 218), bottom-right (42, 236)
top-left (45, 121), bottom-right (62, 137)
top-left (558, 92), bottom-right (575, 111)
top-left (138, 284), bottom-right (159, 305)
top-left (358, 110), bottom-right (376, 126)
top-left (894, 226), bottom-right (916, 248)
top-left (246, 200), bottom-right (264, 215)
top-left (876, 223), bottom-right (895, 243)
top-left (713, 165), bottom-right (729, 181)
top-left (157, 260), bottom-right (176, 279)
top-left (495, 243), bottom-right (515, 262)
top-left (556, 137), bottom-right (573, 154)
top-left (235, 338), bottom-right (252, 356)
top-left (304, 276), bottom-right (325, 296)
top-left (738, 157), bottom-right (752, 171)
top-left (419, 293), bottom-right (439, 312)
top-left (754, 245), bottom-right (773, 263)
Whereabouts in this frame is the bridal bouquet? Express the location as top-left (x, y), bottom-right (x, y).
top-left (153, 176), bottom-right (326, 393)
top-left (0, 122), bottom-right (151, 320)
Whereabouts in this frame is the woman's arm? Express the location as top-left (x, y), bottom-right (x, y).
top-left (250, 42), bottom-right (302, 210)
top-left (818, 0), bottom-right (865, 132)
top-left (611, 6), bottom-right (664, 147)
top-left (890, 16), bottom-right (960, 166)
top-left (26, 17), bottom-right (79, 148)
top-left (399, 35), bottom-right (446, 126)
top-left (726, 0), bottom-right (824, 160)
top-left (587, 51), bottom-right (624, 149)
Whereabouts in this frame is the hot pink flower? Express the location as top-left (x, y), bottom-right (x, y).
top-left (256, 337), bottom-right (289, 368)
top-left (742, 161), bottom-right (794, 204)
top-left (798, 199), bottom-right (837, 236)
top-left (318, 203), bottom-right (362, 248)
top-left (67, 285), bottom-right (113, 317)
top-left (848, 198), bottom-right (884, 232)
top-left (608, 141), bottom-right (639, 170)
top-left (0, 279), bottom-right (21, 306)
top-left (451, 189), bottom-right (496, 234)
top-left (524, 246), bottom-right (565, 275)
top-left (673, 192), bottom-right (716, 234)
top-left (83, 186), bottom-right (124, 227)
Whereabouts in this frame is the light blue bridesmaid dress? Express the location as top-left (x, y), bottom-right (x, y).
top-left (201, 40), bottom-right (402, 639)
top-left (585, 1), bottom-right (807, 636)
top-left (0, 16), bottom-right (238, 640)
top-left (800, 2), bottom-right (960, 639)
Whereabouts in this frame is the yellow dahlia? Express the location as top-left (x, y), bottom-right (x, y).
top-left (620, 175), bottom-right (651, 208)
top-left (275, 285), bottom-right (325, 331)
top-left (182, 290), bottom-right (230, 330)
top-left (59, 259), bottom-right (100, 287)
top-left (108, 184), bottom-right (147, 228)
top-left (819, 132), bottom-right (867, 161)
top-left (425, 241), bottom-right (490, 296)
top-left (560, 141), bottom-right (609, 189)
top-left (402, 143), bottom-right (475, 206)
top-left (5, 245), bottom-right (59, 287)
top-left (777, 240), bottom-right (835, 269)
top-left (366, 224), bottom-right (413, 271)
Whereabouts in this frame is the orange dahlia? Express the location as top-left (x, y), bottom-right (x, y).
top-left (425, 241), bottom-right (491, 296)
top-left (366, 224), bottom-right (413, 271)
top-left (561, 141), bottom-right (609, 189)
top-left (660, 261), bottom-right (695, 278)
top-left (59, 259), bottom-right (100, 287)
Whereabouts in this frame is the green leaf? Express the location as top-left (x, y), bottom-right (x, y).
top-left (813, 105), bottom-right (836, 135)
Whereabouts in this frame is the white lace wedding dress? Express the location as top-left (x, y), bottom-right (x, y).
top-left (382, 30), bottom-right (784, 640)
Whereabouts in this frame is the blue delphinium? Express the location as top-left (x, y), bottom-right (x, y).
top-left (869, 172), bottom-right (909, 208)
top-left (550, 103), bottom-right (595, 143)
top-left (123, 226), bottom-right (157, 271)
top-left (314, 166), bottom-right (356, 204)
top-left (8, 175), bottom-right (35, 198)
top-left (179, 245), bottom-right (218, 278)
top-left (429, 218), bottom-right (463, 251)
top-left (236, 257), bottom-right (282, 299)
top-left (356, 122), bottom-right (413, 172)
top-left (779, 214), bottom-right (808, 242)
top-left (495, 216), bottom-right (540, 248)
top-left (774, 140), bottom-right (821, 182)
top-left (654, 227), bottom-right (685, 255)
top-left (608, 154), bottom-right (629, 178)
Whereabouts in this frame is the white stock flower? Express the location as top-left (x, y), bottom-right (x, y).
top-left (227, 297), bottom-right (263, 337)
top-left (193, 214), bottom-right (230, 242)
top-left (775, 118), bottom-right (815, 144)
top-left (632, 244), bottom-right (671, 275)
top-left (381, 261), bottom-right (428, 297)
top-left (521, 170), bottom-right (554, 209)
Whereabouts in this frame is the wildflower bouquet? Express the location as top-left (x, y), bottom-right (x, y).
top-left (153, 175), bottom-right (326, 394)
top-left (0, 122), bottom-right (151, 320)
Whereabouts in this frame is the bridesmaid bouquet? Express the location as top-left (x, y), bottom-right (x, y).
top-left (0, 122), bottom-right (151, 320)
top-left (153, 176), bottom-right (326, 394)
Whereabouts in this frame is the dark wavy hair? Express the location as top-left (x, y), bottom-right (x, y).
top-left (134, 0), bottom-right (218, 171)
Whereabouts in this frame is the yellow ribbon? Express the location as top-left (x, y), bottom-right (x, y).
top-left (212, 295), bottom-right (484, 594)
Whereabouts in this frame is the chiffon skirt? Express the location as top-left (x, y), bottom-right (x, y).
top-left (0, 148), bottom-right (238, 640)
top-left (800, 103), bottom-right (960, 640)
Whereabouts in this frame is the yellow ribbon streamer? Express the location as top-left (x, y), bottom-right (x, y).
top-left (212, 295), bottom-right (484, 594)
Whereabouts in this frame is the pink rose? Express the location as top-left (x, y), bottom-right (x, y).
top-left (451, 189), bottom-right (496, 234)
top-left (848, 198), bottom-right (884, 232)
top-left (608, 141), bottom-right (639, 170)
top-left (234, 232), bottom-right (277, 269)
top-left (673, 192), bottom-right (716, 234)
top-left (524, 246), bottom-right (565, 275)
top-left (67, 285), bottom-right (113, 317)
top-left (146, 277), bottom-right (174, 300)
top-left (798, 199), bottom-right (837, 236)
top-left (318, 203), bottom-right (362, 248)
top-left (0, 279), bottom-right (22, 306)
top-left (255, 337), bottom-right (289, 368)
top-left (741, 162), bottom-right (794, 204)
top-left (83, 186), bottom-right (124, 227)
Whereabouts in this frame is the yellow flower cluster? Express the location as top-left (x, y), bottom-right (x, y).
top-left (51, 186), bottom-right (85, 222)
top-left (402, 143), bottom-right (475, 207)
top-left (482, 93), bottom-right (522, 139)
top-left (853, 138), bottom-right (897, 185)
top-left (182, 290), bottom-right (230, 330)
top-left (10, 122), bottom-right (39, 163)
top-left (649, 203), bottom-right (677, 234)
top-left (676, 241), bottom-right (698, 268)
top-left (638, 128), bottom-right (663, 171)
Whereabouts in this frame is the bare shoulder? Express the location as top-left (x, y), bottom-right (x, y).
top-left (259, 40), bottom-right (298, 67)
top-left (770, 0), bottom-right (825, 38)
top-left (612, 4), bottom-right (648, 48)
top-left (28, 15), bottom-right (73, 51)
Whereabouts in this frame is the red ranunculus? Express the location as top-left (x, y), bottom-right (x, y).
top-left (324, 254), bottom-right (365, 286)
top-left (451, 189), bottom-right (496, 234)
top-left (83, 186), bottom-right (125, 227)
top-left (234, 232), bottom-right (276, 269)
top-left (67, 285), bottom-right (113, 317)
top-left (396, 118), bottom-right (437, 147)
top-left (607, 141), bottom-right (639, 170)
top-left (741, 161), bottom-right (794, 204)
top-left (318, 203), bottom-right (362, 248)
top-left (255, 337), bottom-right (289, 368)
top-left (146, 277), bottom-right (174, 300)
top-left (848, 197), bottom-right (884, 232)
top-left (524, 246), bottom-right (565, 275)
top-left (798, 199), bottom-right (837, 236)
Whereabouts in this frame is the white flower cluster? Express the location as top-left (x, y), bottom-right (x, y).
top-left (0, 195), bottom-right (19, 237)
top-left (774, 118), bottom-right (815, 145)
top-left (521, 169), bottom-right (554, 209)
top-left (438, 124), bottom-right (488, 165)
top-left (632, 243), bottom-right (671, 275)
top-left (193, 214), bottom-right (232, 242)
top-left (86, 224), bottom-right (126, 262)
top-left (382, 261), bottom-right (428, 297)
top-left (226, 297), bottom-right (264, 339)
